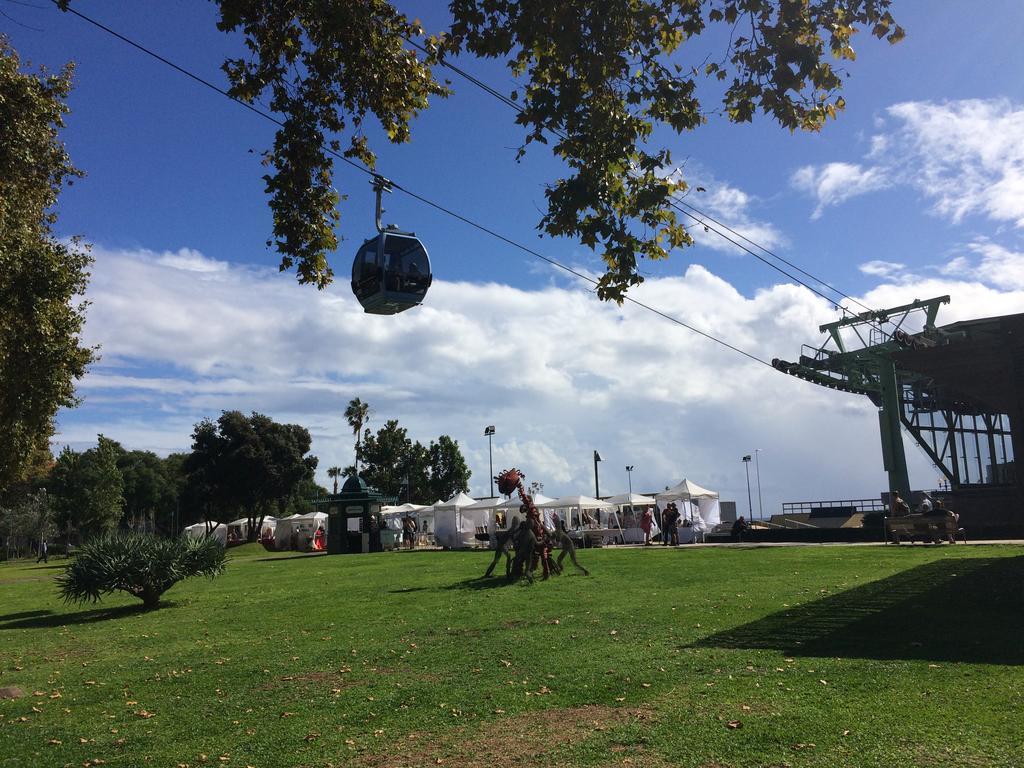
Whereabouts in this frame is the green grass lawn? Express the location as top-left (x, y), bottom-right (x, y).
top-left (1, 543), bottom-right (1022, 767)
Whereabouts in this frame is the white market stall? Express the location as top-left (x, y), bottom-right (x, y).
top-left (381, 503), bottom-right (426, 549)
top-left (182, 521), bottom-right (227, 546)
top-left (460, 496), bottom-right (516, 547)
top-left (537, 495), bottom-right (618, 545)
top-left (275, 511), bottom-right (329, 551)
top-left (414, 500), bottom-right (444, 546)
top-left (656, 479), bottom-right (720, 543)
top-left (605, 492), bottom-right (659, 544)
top-left (495, 492), bottom-right (554, 532)
top-left (433, 492), bottom-right (481, 549)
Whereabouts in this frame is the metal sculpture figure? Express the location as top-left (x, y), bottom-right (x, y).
top-left (495, 468), bottom-right (555, 581)
top-left (550, 521), bottom-right (589, 576)
top-left (483, 515), bottom-right (520, 578)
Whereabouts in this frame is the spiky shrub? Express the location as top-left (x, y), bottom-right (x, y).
top-left (57, 533), bottom-right (226, 609)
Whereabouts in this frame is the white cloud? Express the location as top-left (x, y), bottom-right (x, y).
top-left (793, 99), bottom-right (1024, 226)
top-left (57, 244), bottom-right (1024, 519)
top-left (670, 167), bottom-right (786, 254)
top-left (939, 240), bottom-right (1024, 290)
top-left (858, 260), bottom-right (906, 279)
top-left (791, 162), bottom-right (889, 218)
top-left (154, 248), bottom-right (229, 273)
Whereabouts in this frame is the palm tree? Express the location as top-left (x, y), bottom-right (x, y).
top-left (344, 397), bottom-right (370, 470)
top-left (326, 466), bottom-right (342, 495)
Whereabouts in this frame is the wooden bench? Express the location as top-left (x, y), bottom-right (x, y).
top-left (885, 513), bottom-right (964, 545)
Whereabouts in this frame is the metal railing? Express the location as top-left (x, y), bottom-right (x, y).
top-left (780, 498), bottom-right (888, 516)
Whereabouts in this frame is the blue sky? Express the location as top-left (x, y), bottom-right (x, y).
top-left (5, 1), bottom-right (1024, 514)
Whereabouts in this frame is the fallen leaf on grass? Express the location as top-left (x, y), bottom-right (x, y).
top-left (726, 720), bottom-right (743, 729)
top-left (791, 743), bottom-right (816, 750)
top-left (134, 710), bottom-right (155, 719)
top-left (48, 739), bottom-right (62, 745)
top-left (741, 705), bottom-right (751, 711)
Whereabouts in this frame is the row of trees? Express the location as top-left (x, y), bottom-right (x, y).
top-left (0, 411), bottom-right (325, 553)
top-left (327, 398), bottom-right (472, 503)
top-left (1, 402), bottom-right (471, 555)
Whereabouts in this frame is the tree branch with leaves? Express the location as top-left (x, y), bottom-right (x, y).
top-left (191, 1), bottom-right (904, 303)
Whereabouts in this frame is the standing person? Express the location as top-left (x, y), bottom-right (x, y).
top-left (660, 504), bottom-right (671, 546)
top-left (36, 538), bottom-right (48, 564)
top-left (668, 503), bottom-right (680, 546)
top-left (402, 513), bottom-right (416, 550)
top-left (640, 506), bottom-right (654, 546)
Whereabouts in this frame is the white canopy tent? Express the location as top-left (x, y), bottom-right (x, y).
top-left (182, 521), bottom-right (227, 546)
top-left (537, 495), bottom-right (619, 542)
top-left (656, 479), bottom-right (721, 540)
top-left (605, 493), bottom-right (658, 544)
top-left (381, 503), bottom-right (425, 530)
top-left (461, 497), bottom-right (510, 545)
top-left (413, 500), bottom-right (444, 544)
top-left (275, 511), bottom-right (328, 550)
top-left (433, 492), bottom-right (480, 549)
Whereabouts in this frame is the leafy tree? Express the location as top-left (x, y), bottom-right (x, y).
top-left (48, 437), bottom-right (125, 541)
top-left (116, 449), bottom-right (174, 532)
top-left (190, 1), bottom-right (903, 301)
top-left (326, 466), bottom-right (342, 494)
top-left (183, 411), bottom-right (318, 540)
top-left (159, 452), bottom-right (189, 534)
top-left (357, 420), bottom-right (416, 498)
top-left (57, 533), bottom-right (226, 610)
top-left (427, 435), bottom-right (471, 502)
top-left (281, 476), bottom-right (329, 517)
top-left (0, 489), bottom-right (54, 560)
top-left (344, 398), bottom-right (371, 469)
top-left (357, 421), bottom-right (469, 502)
top-left (0, 36), bottom-right (94, 492)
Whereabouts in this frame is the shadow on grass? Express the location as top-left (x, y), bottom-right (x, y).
top-left (692, 555), bottom-right (1024, 665)
top-left (0, 603), bottom-right (151, 630)
top-left (0, 610), bottom-right (51, 622)
top-left (443, 575), bottom-right (525, 591)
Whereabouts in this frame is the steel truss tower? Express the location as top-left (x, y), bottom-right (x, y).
top-left (772, 296), bottom-right (1017, 502)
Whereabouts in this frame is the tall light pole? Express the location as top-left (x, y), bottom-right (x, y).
top-left (484, 425), bottom-right (496, 497)
top-left (754, 448), bottom-right (764, 521)
top-left (625, 465), bottom-right (634, 496)
top-left (742, 455), bottom-right (753, 520)
top-left (593, 450), bottom-right (603, 499)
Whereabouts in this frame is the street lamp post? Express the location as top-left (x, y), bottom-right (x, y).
top-left (742, 455), bottom-right (753, 520)
top-left (754, 448), bottom-right (764, 521)
top-left (593, 450), bottom-right (603, 498)
top-left (625, 465), bottom-right (634, 496)
top-left (484, 426), bottom-right (496, 498)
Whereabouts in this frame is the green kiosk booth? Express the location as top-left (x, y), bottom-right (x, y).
top-left (315, 475), bottom-right (390, 555)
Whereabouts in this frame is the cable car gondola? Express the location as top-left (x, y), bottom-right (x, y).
top-left (351, 178), bottom-right (432, 315)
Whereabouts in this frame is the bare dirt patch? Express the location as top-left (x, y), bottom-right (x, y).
top-left (354, 705), bottom-right (652, 768)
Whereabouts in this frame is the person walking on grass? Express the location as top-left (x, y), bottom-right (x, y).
top-left (36, 539), bottom-right (48, 564)
top-left (640, 506), bottom-right (653, 546)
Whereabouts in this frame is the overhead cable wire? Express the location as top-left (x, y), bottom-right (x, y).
top-left (57, 2), bottom-right (774, 370)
